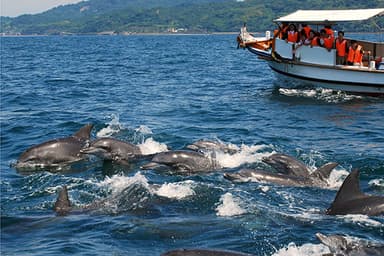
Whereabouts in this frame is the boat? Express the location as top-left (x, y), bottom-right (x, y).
top-left (237, 9), bottom-right (384, 95)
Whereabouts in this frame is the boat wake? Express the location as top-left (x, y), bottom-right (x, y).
top-left (278, 88), bottom-right (363, 103)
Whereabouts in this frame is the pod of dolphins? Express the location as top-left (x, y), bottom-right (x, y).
top-left (13, 124), bottom-right (384, 255)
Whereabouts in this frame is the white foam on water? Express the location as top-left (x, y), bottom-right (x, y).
top-left (216, 192), bottom-right (246, 217)
top-left (98, 172), bottom-right (150, 195)
top-left (278, 88), bottom-right (362, 103)
top-left (327, 168), bottom-right (350, 190)
top-left (135, 125), bottom-right (153, 135)
top-left (138, 137), bottom-right (168, 155)
top-left (97, 114), bottom-right (123, 137)
top-left (272, 242), bottom-right (330, 256)
top-left (279, 88), bottom-right (318, 98)
top-left (259, 185), bottom-right (270, 193)
top-left (369, 178), bottom-right (384, 189)
top-left (154, 180), bottom-right (195, 199)
top-left (340, 214), bottom-right (384, 228)
top-left (214, 144), bottom-right (273, 168)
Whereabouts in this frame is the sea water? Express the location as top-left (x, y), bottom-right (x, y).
top-left (1, 34), bottom-right (383, 255)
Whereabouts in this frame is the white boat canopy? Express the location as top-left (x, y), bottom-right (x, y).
top-left (274, 8), bottom-right (384, 24)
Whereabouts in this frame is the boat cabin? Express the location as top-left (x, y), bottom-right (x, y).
top-left (272, 9), bottom-right (384, 69)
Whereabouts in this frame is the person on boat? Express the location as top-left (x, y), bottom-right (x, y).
top-left (309, 30), bottom-right (320, 47)
top-left (323, 25), bottom-right (335, 39)
top-left (347, 40), bottom-right (364, 66)
top-left (301, 24), bottom-right (311, 38)
top-left (275, 22), bottom-right (289, 38)
top-left (319, 29), bottom-right (333, 50)
top-left (335, 31), bottom-right (348, 65)
top-left (284, 24), bottom-right (299, 43)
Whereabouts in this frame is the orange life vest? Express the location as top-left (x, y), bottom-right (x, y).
top-left (323, 37), bottom-right (334, 49)
top-left (302, 26), bottom-right (311, 38)
top-left (311, 37), bottom-right (319, 46)
top-left (335, 38), bottom-right (347, 57)
top-left (347, 45), bottom-right (363, 64)
top-left (324, 27), bottom-right (334, 38)
top-left (287, 31), bottom-right (298, 43)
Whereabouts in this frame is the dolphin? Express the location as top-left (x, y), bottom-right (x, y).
top-left (186, 139), bottom-right (238, 154)
top-left (224, 162), bottom-right (338, 188)
top-left (326, 170), bottom-right (384, 216)
top-left (316, 233), bottom-right (384, 256)
top-left (141, 150), bottom-right (220, 173)
top-left (161, 249), bottom-right (254, 256)
top-left (53, 183), bottom-right (162, 216)
top-left (262, 153), bottom-right (311, 176)
top-left (80, 137), bottom-right (144, 165)
top-left (15, 124), bottom-right (93, 170)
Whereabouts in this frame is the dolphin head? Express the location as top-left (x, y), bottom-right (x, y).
top-left (316, 233), bottom-right (348, 252)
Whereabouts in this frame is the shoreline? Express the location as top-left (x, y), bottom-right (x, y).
top-left (1, 31), bottom-right (383, 37)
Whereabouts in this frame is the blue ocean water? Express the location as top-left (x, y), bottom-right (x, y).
top-left (1, 34), bottom-right (383, 255)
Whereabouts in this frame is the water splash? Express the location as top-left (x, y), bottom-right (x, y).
top-left (138, 137), bottom-right (168, 155)
top-left (135, 125), bottom-right (153, 135)
top-left (97, 114), bottom-right (123, 137)
top-left (369, 178), bottom-right (384, 190)
top-left (214, 144), bottom-right (273, 168)
top-left (216, 192), bottom-right (246, 217)
top-left (98, 172), bottom-right (150, 195)
top-left (340, 214), bottom-right (384, 228)
top-left (278, 88), bottom-right (362, 103)
top-left (155, 180), bottom-right (195, 199)
top-left (272, 242), bottom-right (330, 256)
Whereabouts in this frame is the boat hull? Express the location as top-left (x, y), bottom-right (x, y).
top-left (267, 60), bottom-right (384, 95)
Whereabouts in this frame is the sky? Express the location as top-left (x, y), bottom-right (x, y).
top-left (1, 0), bottom-right (83, 17)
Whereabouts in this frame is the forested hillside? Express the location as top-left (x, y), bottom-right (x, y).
top-left (1, 0), bottom-right (383, 35)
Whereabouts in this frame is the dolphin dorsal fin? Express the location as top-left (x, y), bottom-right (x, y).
top-left (54, 186), bottom-right (71, 215)
top-left (331, 170), bottom-right (365, 204)
top-left (311, 162), bottom-right (338, 181)
top-left (72, 124), bottom-right (93, 140)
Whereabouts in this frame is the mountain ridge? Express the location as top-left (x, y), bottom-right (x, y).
top-left (1, 0), bottom-right (383, 35)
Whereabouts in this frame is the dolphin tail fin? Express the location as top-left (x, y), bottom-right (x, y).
top-left (54, 186), bottom-right (71, 216)
top-left (326, 169), bottom-right (365, 214)
top-left (310, 162), bottom-right (338, 181)
top-left (73, 124), bottom-right (94, 140)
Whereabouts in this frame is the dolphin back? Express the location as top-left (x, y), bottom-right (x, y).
top-left (326, 170), bottom-right (384, 215)
top-left (72, 124), bottom-right (94, 140)
top-left (54, 186), bottom-right (71, 215)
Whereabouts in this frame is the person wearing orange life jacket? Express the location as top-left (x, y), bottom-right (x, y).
top-left (319, 29), bottom-right (333, 50)
top-left (335, 31), bottom-right (348, 65)
top-left (301, 24), bottom-right (311, 38)
top-left (310, 30), bottom-right (320, 47)
top-left (284, 24), bottom-right (299, 43)
top-left (323, 25), bottom-right (334, 39)
top-left (347, 40), bottom-right (364, 66)
top-left (276, 22), bottom-right (289, 38)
